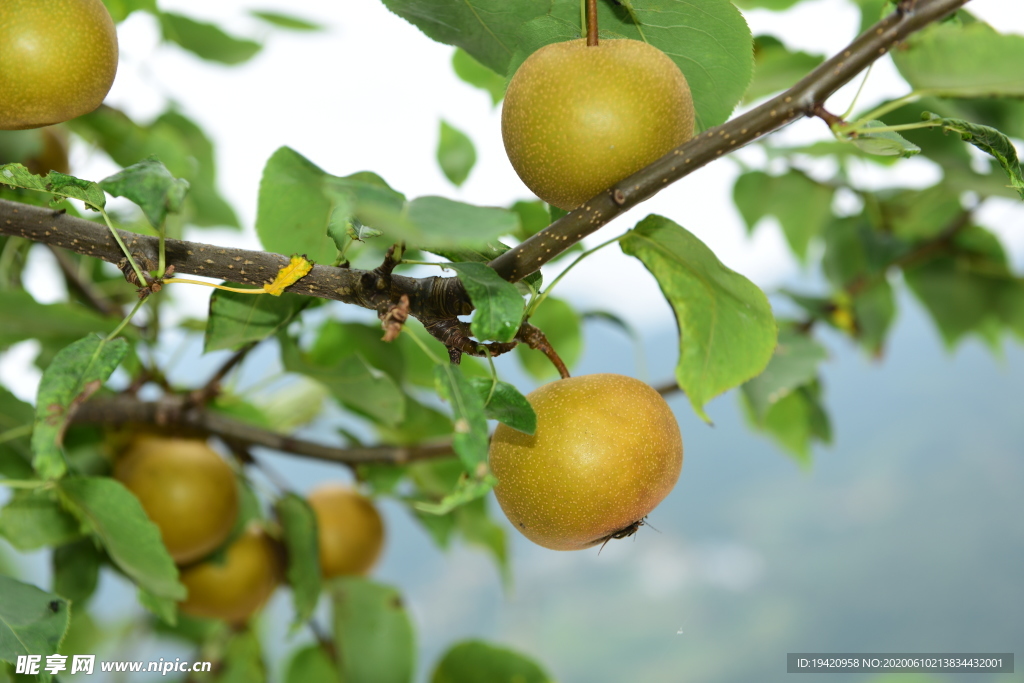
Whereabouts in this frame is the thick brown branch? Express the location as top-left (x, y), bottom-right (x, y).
top-left (488, 0), bottom-right (969, 283)
top-left (0, 200), bottom-right (470, 320)
top-left (71, 394), bottom-right (452, 466)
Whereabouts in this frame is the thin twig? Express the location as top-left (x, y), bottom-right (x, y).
top-left (46, 243), bottom-right (122, 317)
top-left (193, 342), bottom-right (256, 404)
top-left (654, 379), bottom-right (681, 397)
top-left (71, 394), bottom-right (453, 466)
top-left (517, 323), bottom-right (570, 379)
top-left (587, 0), bottom-right (599, 46)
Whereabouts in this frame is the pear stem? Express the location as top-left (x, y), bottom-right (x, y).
top-left (586, 0), bottom-right (598, 46)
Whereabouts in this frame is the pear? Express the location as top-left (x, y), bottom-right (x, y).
top-left (489, 374), bottom-right (683, 551)
top-left (502, 38), bottom-right (695, 210)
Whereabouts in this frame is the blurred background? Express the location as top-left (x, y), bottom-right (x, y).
top-left (1, 0), bottom-right (1022, 681)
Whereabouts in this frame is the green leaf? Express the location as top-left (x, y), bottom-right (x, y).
top-left (404, 196), bottom-right (520, 247)
top-left (149, 610), bottom-right (224, 645)
top-left (431, 640), bottom-right (553, 683)
top-left (0, 494), bottom-right (81, 551)
top-left (523, 0), bottom-right (754, 130)
top-left (351, 222), bottom-right (384, 241)
top-left (903, 228), bottom-right (1024, 347)
top-left (467, 378), bottom-right (536, 434)
top-left (581, 309), bottom-right (640, 340)
top-left (101, 0), bottom-right (156, 23)
top-left (159, 12), bottom-right (262, 65)
top-left (425, 241), bottom-right (542, 294)
top-left (853, 0), bottom-right (890, 34)
top-left (218, 631), bottom-right (266, 683)
top-left (437, 121), bottom-right (477, 187)
top-left (331, 578), bottom-right (415, 683)
top-left (205, 287), bottom-right (307, 352)
top-left (0, 576), bottom-right (70, 662)
top-left (253, 376), bottom-right (330, 433)
top-left (276, 494), bottom-right (322, 628)
top-left (250, 10), bottom-right (323, 31)
top-left (52, 539), bottom-right (102, 605)
top-left (413, 471), bottom-right (497, 516)
top-left (821, 214), bottom-right (907, 289)
top-left (745, 35), bottom-right (824, 103)
top-left (876, 184), bottom-right (963, 240)
top-left (0, 387), bottom-right (33, 480)
top-left (357, 463), bottom-right (408, 496)
top-left (58, 476), bottom-right (186, 601)
top-left (853, 280), bottom-right (897, 354)
top-left (818, 214), bottom-right (903, 352)
top-left (69, 107), bottom-right (239, 228)
top-left (408, 461), bottom-right (507, 575)
top-left (0, 163), bottom-right (46, 193)
top-left (849, 120), bottom-right (922, 158)
top-left (620, 215), bottom-right (777, 421)
top-left (451, 49), bottom-right (505, 105)
top-left (46, 173), bottom-right (108, 208)
top-left (256, 147), bottom-right (345, 265)
top-left (376, 399), bottom-right (453, 447)
top-left (412, 507), bottom-right (457, 548)
top-left (733, 0), bottom-right (805, 10)
top-left (434, 364), bottom-right (489, 471)
top-left (0, 164), bottom-right (105, 209)
top-left (516, 297), bottom-right (582, 380)
top-left (309, 321), bottom-right (405, 382)
top-left (137, 588), bottom-right (178, 626)
top-left (509, 200), bottom-right (551, 239)
top-left (381, 0), bottom-right (550, 74)
top-left (284, 645), bottom-right (341, 683)
top-left (892, 21), bottom-right (1024, 97)
top-left (743, 381), bottom-right (831, 466)
top-left (921, 114), bottom-right (1024, 199)
top-left (208, 394), bottom-right (273, 430)
top-left (99, 157), bottom-right (190, 230)
top-left (448, 262), bottom-right (525, 343)
top-left (31, 335), bottom-right (128, 480)
top-left (0, 291), bottom-right (119, 353)
top-left (741, 329), bottom-right (828, 419)
top-left (258, 147), bottom-right (516, 250)
top-left (733, 170), bottom-right (834, 260)
top-left (453, 498), bottom-right (509, 582)
top-left (280, 335), bottom-right (405, 427)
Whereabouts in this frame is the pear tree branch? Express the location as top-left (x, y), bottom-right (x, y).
top-left (0, 199), bottom-right (471, 320)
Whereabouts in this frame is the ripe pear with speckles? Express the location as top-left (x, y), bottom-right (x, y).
top-left (0, 0), bottom-right (118, 130)
top-left (502, 38), bottom-right (695, 211)
top-left (489, 374), bottom-right (683, 551)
